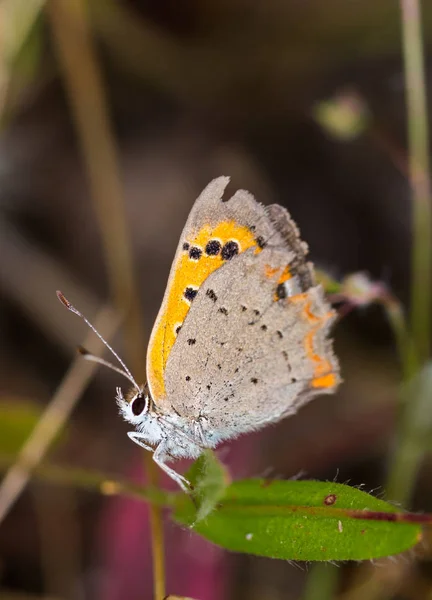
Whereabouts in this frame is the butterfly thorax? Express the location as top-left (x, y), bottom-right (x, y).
top-left (117, 385), bottom-right (213, 459)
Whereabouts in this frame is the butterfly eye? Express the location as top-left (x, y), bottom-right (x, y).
top-left (131, 393), bottom-right (147, 416)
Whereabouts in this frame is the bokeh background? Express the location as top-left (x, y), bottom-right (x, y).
top-left (1, 1), bottom-right (432, 599)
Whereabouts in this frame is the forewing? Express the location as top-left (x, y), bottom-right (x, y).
top-left (146, 177), bottom-right (312, 404)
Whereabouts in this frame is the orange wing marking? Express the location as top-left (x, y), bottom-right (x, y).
top-left (278, 266), bottom-right (292, 284)
top-left (265, 265), bottom-right (280, 279)
top-left (292, 295), bottom-right (336, 390)
top-left (311, 373), bottom-right (337, 388)
top-left (147, 221), bottom-right (260, 400)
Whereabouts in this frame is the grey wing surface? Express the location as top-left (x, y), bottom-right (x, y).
top-left (164, 247), bottom-right (339, 440)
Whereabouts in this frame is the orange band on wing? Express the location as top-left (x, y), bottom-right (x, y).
top-left (311, 373), bottom-right (337, 389)
top-left (278, 265), bottom-right (292, 284)
top-left (147, 221), bottom-right (261, 400)
top-left (293, 296), bottom-right (336, 390)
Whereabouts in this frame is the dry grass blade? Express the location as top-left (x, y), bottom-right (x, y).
top-left (0, 303), bottom-right (120, 524)
top-left (0, 218), bottom-right (100, 353)
top-left (46, 1), bottom-right (166, 597)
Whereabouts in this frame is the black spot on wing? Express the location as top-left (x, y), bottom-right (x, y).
top-left (206, 289), bottom-right (218, 302)
top-left (189, 246), bottom-right (202, 260)
top-left (205, 240), bottom-right (221, 256)
top-left (276, 283), bottom-right (287, 300)
top-left (184, 287), bottom-right (198, 301)
top-left (221, 241), bottom-right (239, 260)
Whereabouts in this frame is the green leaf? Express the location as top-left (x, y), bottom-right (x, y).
top-left (174, 479), bottom-right (423, 561)
top-left (0, 400), bottom-right (43, 456)
top-left (187, 450), bottom-right (229, 522)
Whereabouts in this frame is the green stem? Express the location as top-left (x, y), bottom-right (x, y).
top-left (302, 565), bottom-right (339, 600)
top-left (386, 0), bottom-right (432, 505)
top-left (0, 455), bottom-right (177, 507)
top-left (402, 0), bottom-right (432, 364)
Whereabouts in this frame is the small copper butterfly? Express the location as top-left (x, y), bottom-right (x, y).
top-left (58, 177), bottom-right (340, 491)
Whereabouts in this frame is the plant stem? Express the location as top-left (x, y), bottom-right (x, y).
top-left (302, 564), bottom-right (339, 600)
top-left (0, 304), bottom-right (120, 524)
top-left (386, 0), bottom-right (432, 505)
top-left (0, 456), bottom-right (177, 507)
top-left (46, 2), bottom-right (166, 597)
top-left (402, 0), bottom-right (432, 365)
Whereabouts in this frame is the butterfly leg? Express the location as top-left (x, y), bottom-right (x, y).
top-left (153, 440), bottom-right (191, 493)
top-left (194, 419), bottom-right (209, 447)
top-left (127, 431), bottom-right (153, 452)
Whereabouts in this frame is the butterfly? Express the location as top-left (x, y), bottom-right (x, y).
top-left (58, 176), bottom-right (340, 491)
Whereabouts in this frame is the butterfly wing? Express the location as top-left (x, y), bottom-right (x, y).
top-left (147, 177), bottom-right (339, 441)
top-left (146, 176), bottom-right (303, 404)
top-left (163, 245), bottom-right (339, 443)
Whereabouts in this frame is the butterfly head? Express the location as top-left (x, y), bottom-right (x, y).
top-left (116, 384), bottom-right (153, 425)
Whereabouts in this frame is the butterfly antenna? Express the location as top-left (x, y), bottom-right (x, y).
top-left (77, 345), bottom-right (140, 387)
top-left (56, 291), bottom-right (140, 392)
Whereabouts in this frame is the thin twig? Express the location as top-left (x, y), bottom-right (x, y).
top-left (0, 303), bottom-right (120, 524)
top-left (385, 0), bottom-right (432, 506)
top-left (402, 0), bottom-right (432, 366)
top-left (46, 2), bottom-right (166, 597)
top-left (302, 564), bottom-right (339, 600)
top-left (0, 457), bottom-right (177, 507)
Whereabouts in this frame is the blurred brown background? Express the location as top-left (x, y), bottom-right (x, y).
top-left (1, 1), bottom-right (432, 599)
